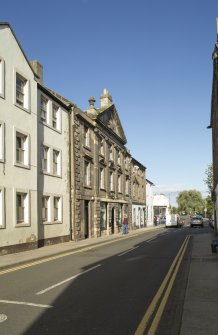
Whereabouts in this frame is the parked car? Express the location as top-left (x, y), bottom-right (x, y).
top-left (190, 215), bottom-right (203, 228)
top-left (160, 216), bottom-right (166, 224)
top-left (165, 214), bottom-right (182, 228)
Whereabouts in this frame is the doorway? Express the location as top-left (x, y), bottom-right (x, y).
top-left (84, 200), bottom-right (89, 239)
top-left (111, 207), bottom-right (115, 234)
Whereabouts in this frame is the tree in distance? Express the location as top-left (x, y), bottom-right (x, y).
top-left (176, 190), bottom-right (204, 215)
top-left (203, 164), bottom-right (213, 194)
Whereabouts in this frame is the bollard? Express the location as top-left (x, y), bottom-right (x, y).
top-left (211, 240), bottom-right (218, 253)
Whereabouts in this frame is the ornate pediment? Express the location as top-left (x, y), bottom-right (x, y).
top-left (98, 105), bottom-right (127, 144)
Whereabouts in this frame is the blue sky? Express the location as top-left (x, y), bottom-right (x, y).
top-left (2, 0), bottom-right (217, 205)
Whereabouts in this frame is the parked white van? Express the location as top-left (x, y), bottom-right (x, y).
top-left (165, 214), bottom-right (182, 228)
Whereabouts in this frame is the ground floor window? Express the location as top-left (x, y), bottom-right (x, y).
top-left (100, 202), bottom-right (107, 230)
top-left (117, 204), bottom-right (122, 227)
top-left (133, 208), bottom-right (136, 226)
top-left (16, 190), bottom-right (29, 225)
top-left (54, 196), bottom-right (61, 222)
top-left (42, 195), bottom-right (50, 222)
top-left (0, 187), bottom-right (5, 228)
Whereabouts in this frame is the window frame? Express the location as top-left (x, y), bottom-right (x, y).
top-left (40, 94), bottom-right (48, 123)
top-left (52, 149), bottom-right (61, 176)
top-left (117, 150), bottom-right (121, 165)
top-left (109, 171), bottom-right (114, 191)
top-left (0, 57), bottom-right (5, 99)
top-left (125, 176), bottom-right (129, 195)
top-left (100, 138), bottom-right (105, 156)
top-left (41, 145), bottom-right (49, 172)
top-left (14, 189), bottom-right (30, 227)
top-left (0, 121), bottom-right (5, 163)
top-left (118, 174), bottom-right (122, 193)
top-left (100, 166), bottom-right (105, 190)
top-left (42, 194), bottom-right (51, 223)
top-left (52, 103), bottom-right (60, 130)
top-left (53, 195), bottom-right (62, 223)
top-left (109, 144), bottom-right (113, 161)
top-left (0, 187), bottom-right (5, 228)
top-left (84, 126), bottom-right (90, 148)
top-left (14, 128), bottom-right (30, 169)
top-left (84, 159), bottom-right (91, 187)
top-left (14, 70), bottom-right (30, 112)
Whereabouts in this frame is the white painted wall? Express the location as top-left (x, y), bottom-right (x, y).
top-left (37, 89), bottom-right (70, 241)
top-left (132, 204), bottom-right (145, 228)
top-left (146, 182), bottom-right (154, 226)
top-left (0, 25), bottom-right (38, 248)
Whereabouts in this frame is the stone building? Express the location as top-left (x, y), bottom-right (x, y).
top-left (131, 158), bottom-right (146, 229)
top-left (72, 89), bottom-right (132, 239)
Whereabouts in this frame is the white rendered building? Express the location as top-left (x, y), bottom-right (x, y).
top-left (36, 83), bottom-right (71, 246)
top-left (0, 23), bottom-right (38, 253)
top-left (0, 23), bottom-right (71, 254)
top-left (146, 179), bottom-right (154, 226)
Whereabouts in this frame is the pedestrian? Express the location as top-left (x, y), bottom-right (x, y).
top-left (154, 216), bottom-right (157, 226)
top-left (123, 215), bottom-right (128, 234)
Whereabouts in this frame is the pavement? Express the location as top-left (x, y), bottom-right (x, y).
top-left (0, 224), bottom-right (218, 334)
top-left (180, 227), bottom-right (218, 335)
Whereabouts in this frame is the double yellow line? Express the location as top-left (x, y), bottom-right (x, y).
top-left (134, 235), bottom-right (191, 335)
top-left (0, 234), bottom-right (133, 276)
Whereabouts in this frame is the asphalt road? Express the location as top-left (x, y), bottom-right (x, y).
top-left (0, 224), bottom-right (209, 335)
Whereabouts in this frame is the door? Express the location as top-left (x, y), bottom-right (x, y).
top-left (111, 207), bottom-right (115, 234)
top-left (84, 200), bottom-right (89, 239)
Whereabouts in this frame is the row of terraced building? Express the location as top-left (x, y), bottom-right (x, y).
top-left (0, 23), bottom-right (154, 255)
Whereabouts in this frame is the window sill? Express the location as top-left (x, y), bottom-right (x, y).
top-left (42, 221), bottom-right (62, 225)
top-left (41, 171), bottom-right (62, 178)
top-left (84, 145), bottom-right (91, 150)
top-left (15, 103), bottom-right (31, 114)
top-left (40, 120), bottom-right (62, 134)
top-left (14, 163), bottom-right (30, 170)
top-left (15, 223), bottom-right (30, 227)
top-left (84, 185), bottom-right (92, 189)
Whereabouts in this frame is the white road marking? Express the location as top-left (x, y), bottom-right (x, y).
top-left (146, 237), bottom-right (157, 243)
top-left (36, 264), bottom-right (101, 295)
top-left (0, 314), bottom-right (7, 323)
top-left (118, 246), bottom-right (139, 256)
top-left (0, 300), bottom-right (52, 309)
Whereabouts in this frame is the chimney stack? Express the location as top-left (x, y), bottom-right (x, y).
top-left (30, 60), bottom-right (43, 84)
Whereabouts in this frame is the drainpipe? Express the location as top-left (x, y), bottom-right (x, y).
top-left (68, 103), bottom-right (74, 241)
